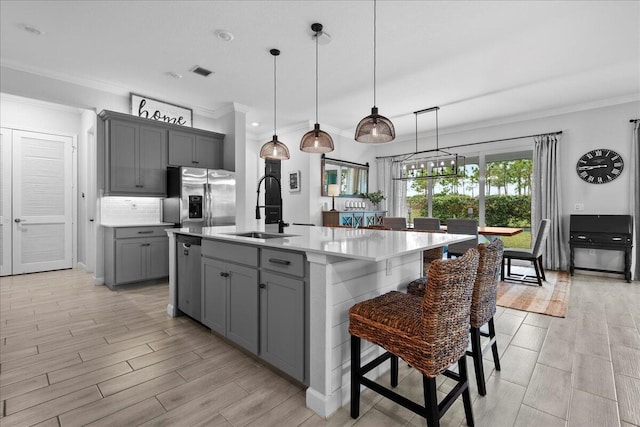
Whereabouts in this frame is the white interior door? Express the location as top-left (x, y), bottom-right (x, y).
top-left (12, 130), bottom-right (73, 274)
top-left (0, 128), bottom-right (12, 276)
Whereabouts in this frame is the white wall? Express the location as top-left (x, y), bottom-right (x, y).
top-left (375, 100), bottom-right (640, 272)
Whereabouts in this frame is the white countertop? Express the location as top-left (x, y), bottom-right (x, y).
top-left (101, 222), bottom-right (175, 228)
top-left (166, 225), bottom-right (474, 262)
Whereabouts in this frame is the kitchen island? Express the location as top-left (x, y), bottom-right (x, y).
top-left (165, 225), bottom-right (474, 418)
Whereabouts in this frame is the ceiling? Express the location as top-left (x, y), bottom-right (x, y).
top-left (1, 1), bottom-right (638, 140)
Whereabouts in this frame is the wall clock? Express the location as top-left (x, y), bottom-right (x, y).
top-left (576, 149), bottom-right (624, 184)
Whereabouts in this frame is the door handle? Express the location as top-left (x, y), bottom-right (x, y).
top-left (259, 283), bottom-right (266, 289)
top-left (219, 272), bottom-right (229, 277)
top-left (14, 218), bottom-right (25, 223)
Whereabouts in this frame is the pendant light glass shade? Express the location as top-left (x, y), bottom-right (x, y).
top-left (260, 48), bottom-right (290, 160)
top-left (300, 23), bottom-right (334, 153)
top-left (260, 135), bottom-right (291, 160)
top-left (355, 0), bottom-right (395, 143)
top-left (355, 107), bottom-right (395, 143)
top-left (300, 123), bottom-right (334, 153)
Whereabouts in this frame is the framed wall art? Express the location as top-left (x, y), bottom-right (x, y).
top-left (289, 170), bottom-right (301, 192)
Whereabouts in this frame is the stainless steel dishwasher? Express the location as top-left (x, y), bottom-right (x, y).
top-left (176, 234), bottom-right (202, 322)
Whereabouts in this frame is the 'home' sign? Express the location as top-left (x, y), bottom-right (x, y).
top-left (130, 93), bottom-right (193, 127)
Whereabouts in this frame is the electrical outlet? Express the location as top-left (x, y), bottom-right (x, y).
top-left (386, 259), bottom-right (392, 276)
top-left (588, 249), bottom-right (596, 256)
top-left (575, 203), bottom-right (584, 211)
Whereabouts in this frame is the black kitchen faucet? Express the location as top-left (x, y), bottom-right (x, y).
top-left (255, 174), bottom-right (289, 233)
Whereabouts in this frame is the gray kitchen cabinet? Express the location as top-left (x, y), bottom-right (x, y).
top-left (201, 257), bottom-right (227, 335)
top-left (259, 248), bottom-right (307, 382)
top-left (114, 238), bottom-right (146, 284)
top-left (168, 130), bottom-right (222, 169)
top-left (103, 115), bottom-right (167, 196)
top-left (201, 240), bottom-right (259, 354)
top-left (104, 226), bottom-right (169, 289)
top-left (259, 271), bottom-right (305, 381)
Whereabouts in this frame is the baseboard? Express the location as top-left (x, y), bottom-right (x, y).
top-left (93, 276), bottom-right (105, 285)
top-left (306, 387), bottom-right (342, 419)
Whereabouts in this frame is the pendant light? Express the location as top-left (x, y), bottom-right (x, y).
top-left (354, 0), bottom-right (395, 143)
top-left (260, 48), bottom-right (290, 160)
top-left (300, 23), bottom-right (334, 153)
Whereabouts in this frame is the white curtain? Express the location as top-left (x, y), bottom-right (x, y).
top-left (631, 121), bottom-right (640, 281)
top-left (376, 157), bottom-right (407, 217)
top-left (532, 134), bottom-right (567, 270)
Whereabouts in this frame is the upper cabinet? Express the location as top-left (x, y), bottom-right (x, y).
top-left (104, 115), bottom-right (167, 196)
top-left (168, 130), bottom-right (222, 170)
top-left (99, 110), bottom-right (226, 197)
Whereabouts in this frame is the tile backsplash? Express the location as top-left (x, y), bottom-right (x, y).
top-left (101, 197), bottom-right (162, 224)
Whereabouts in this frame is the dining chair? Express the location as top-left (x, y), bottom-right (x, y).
top-left (446, 219), bottom-right (478, 258)
top-left (413, 217), bottom-right (441, 231)
top-left (349, 249), bottom-right (479, 427)
top-left (382, 216), bottom-right (407, 230)
top-left (501, 219), bottom-right (550, 286)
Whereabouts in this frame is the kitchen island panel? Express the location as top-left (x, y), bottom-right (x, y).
top-left (305, 250), bottom-right (421, 417)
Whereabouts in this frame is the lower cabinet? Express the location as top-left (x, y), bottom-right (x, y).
top-left (199, 239), bottom-right (307, 383)
top-left (201, 257), bottom-right (259, 354)
top-left (259, 271), bottom-right (305, 380)
top-left (104, 225), bottom-right (169, 289)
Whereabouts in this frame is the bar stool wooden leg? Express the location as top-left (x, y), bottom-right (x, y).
top-left (470, 327), bottom-right (486, 396)
top-left (391, 354), bottom-right (399, 387)
top-left (422, 376), bottom-right (439, 427)
top-left (489, 318), bottom-right (501, 371)
top-left (350, 335), bottom-right (361, 419)
top-left (459, 356), bottom-right (475, 427)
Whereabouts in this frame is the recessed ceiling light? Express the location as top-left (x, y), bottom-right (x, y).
top-left (250, 122), bottom-right (260, 127)
top-left (22, 24), bottom-right (44, 35)
top-left (166, 71), bottom-right (183, 79)
top-left (215, 30), bottom-right (234, 42)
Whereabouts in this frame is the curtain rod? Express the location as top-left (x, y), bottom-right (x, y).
top-left (375, 130), bottom-right (563, 160)
top-left (321, 154), bottom-right (369, 168)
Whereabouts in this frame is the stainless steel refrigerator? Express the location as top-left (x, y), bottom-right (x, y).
top-left (163, 167), bottom-right (236, 229)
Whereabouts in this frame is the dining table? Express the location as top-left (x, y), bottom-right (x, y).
top-left (440, 225), bottom-right (524, 242)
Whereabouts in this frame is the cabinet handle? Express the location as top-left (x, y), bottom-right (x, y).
top-left (219, 272), bottom-right (229, 277)
top-left (138, 230), bottom-right (154, 234)
top-left (268, 258), bottom-right (291, 266)
top-left (135, 184), bottom-right (144, 188)
top-left (192, 160), bottom-right (199, 164)
top-left (259, 283), bottom-right (266, 289)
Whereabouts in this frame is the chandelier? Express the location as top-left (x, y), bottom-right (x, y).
top-left (394, 106), bottom-right (465, 180)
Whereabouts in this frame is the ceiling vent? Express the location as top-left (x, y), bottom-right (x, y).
top-left (191, 66), bottom-right (213, 77)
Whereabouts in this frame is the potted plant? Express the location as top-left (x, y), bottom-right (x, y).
top-left (363, 191), bottom-right (385, 210)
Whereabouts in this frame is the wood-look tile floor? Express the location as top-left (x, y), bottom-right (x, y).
top-left (1, 269), bottom-right (639, 426)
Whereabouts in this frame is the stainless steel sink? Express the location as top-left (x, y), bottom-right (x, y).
top-left (224, 231), bottom-right (297, 239)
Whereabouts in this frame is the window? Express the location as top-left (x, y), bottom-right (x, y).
top-left (404, 150), bottom-right (532, 248)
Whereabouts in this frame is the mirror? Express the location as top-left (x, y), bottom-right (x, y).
top-left (321, 155), bottom-right (369, 197)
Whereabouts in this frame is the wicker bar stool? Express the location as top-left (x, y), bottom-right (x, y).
top-left (349, 249), bottom-right (479, 427)
top-left (407, 240), bottom-right (504, 396)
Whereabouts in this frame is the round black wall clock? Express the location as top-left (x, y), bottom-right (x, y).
top-left (576, 148), bottom-right (624, 184)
